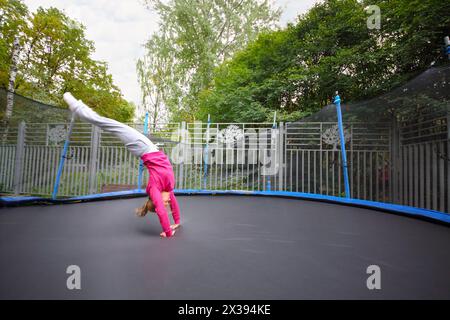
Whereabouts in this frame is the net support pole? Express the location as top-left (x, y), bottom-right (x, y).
top-left (334, 94), bottom-right (351, 198)
top-left (52, 113), bottom-right (76, 199)
top-left (203, 114), bottom-right (211, 190)
top-left (138, 112), bottom-right (149, 191)
top-left (13, 121), bottom-right (26, 194)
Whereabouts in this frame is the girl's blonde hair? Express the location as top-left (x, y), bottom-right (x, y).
top-left (135, 199), bottom-right (155, 217)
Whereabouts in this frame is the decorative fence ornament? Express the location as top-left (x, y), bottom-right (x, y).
top-left (321, 124), bottom-right (351, 150)
top-left (217, 125), bottom-right (244, 145)
top-left (47, 124), bottom-right (67, 145)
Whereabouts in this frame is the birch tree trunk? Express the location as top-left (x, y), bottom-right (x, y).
top-left (2, 37), bottom-right (20, 143)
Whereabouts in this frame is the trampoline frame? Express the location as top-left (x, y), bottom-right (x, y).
top-left (2, 189), bottom-right (449, 225)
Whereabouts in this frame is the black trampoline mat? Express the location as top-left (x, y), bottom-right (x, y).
top-left (0, 195), bottom-right (449, 299)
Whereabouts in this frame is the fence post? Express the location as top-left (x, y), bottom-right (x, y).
top-left (88, 125), bottom-right (100, 194)
top-left (13, 121), bottom-right (26, 194)
top-left (178, 121), bottom-right (186, 189)
top-left (391, 118), bottom-right (400, 204)
top-left (447, 112), bottom-right (450, 212)
top-left (203, 115), bottom-right (211, 190)
top-left (448, 111), bottom-right (450, 141)
top-left (278, 122), bottom-right (284, 191)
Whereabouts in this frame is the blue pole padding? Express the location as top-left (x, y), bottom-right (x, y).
top-left (144, 112), bottom-right (149, 135)
top-left (52, 113), bottom-right (76, 200)
top-left (266, 177), bottom-right (271, 191)
top-left (334, 94), bottom-right (351, 198)
top-left (203, 114), bottom-right (211, 189)
top-left (138, 112), bottom-right (149, 191)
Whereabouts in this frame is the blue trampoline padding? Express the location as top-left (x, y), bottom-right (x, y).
top-left (65, 189), bottom-right (147, 201)
top-left (0, 196), bottom-right (45, 203)
top-left (1, 189), bottom-right (449, 224)
top-left (175, 190), bottom-right (450, 224)
top-left (0, 190), bottom-right (147, 204)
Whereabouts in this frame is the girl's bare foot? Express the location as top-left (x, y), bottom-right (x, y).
top-left (160, 229), bottom-right (176, 238)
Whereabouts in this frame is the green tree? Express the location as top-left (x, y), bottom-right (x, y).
top-left (0, 0), bottom-right (28, 87)
top-left (198, 0), bottom-right (450, 123)
top-left (136, 35), bottom-right (173, 125)
top-left (139, 0), bottom-right (281, 122)
top-left (1, 3), bottom-right (134, 123)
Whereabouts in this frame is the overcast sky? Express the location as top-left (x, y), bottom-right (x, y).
top-left (23, 0), bottom-right (320, 106)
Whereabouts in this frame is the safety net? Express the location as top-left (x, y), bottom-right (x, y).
top-left (1, 64), bottom-right (449, 215)
top-left (285, 64), bottom-right (450, 213)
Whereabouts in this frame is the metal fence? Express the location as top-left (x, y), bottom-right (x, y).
top-left (394, 111), bottom-right (449, 212)
top-left (1, 118), bottom-right (449, 213)
top-left (0, 122), bottom-right (279, 196)
top-left (284, 122), bottom-right (391, 202)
